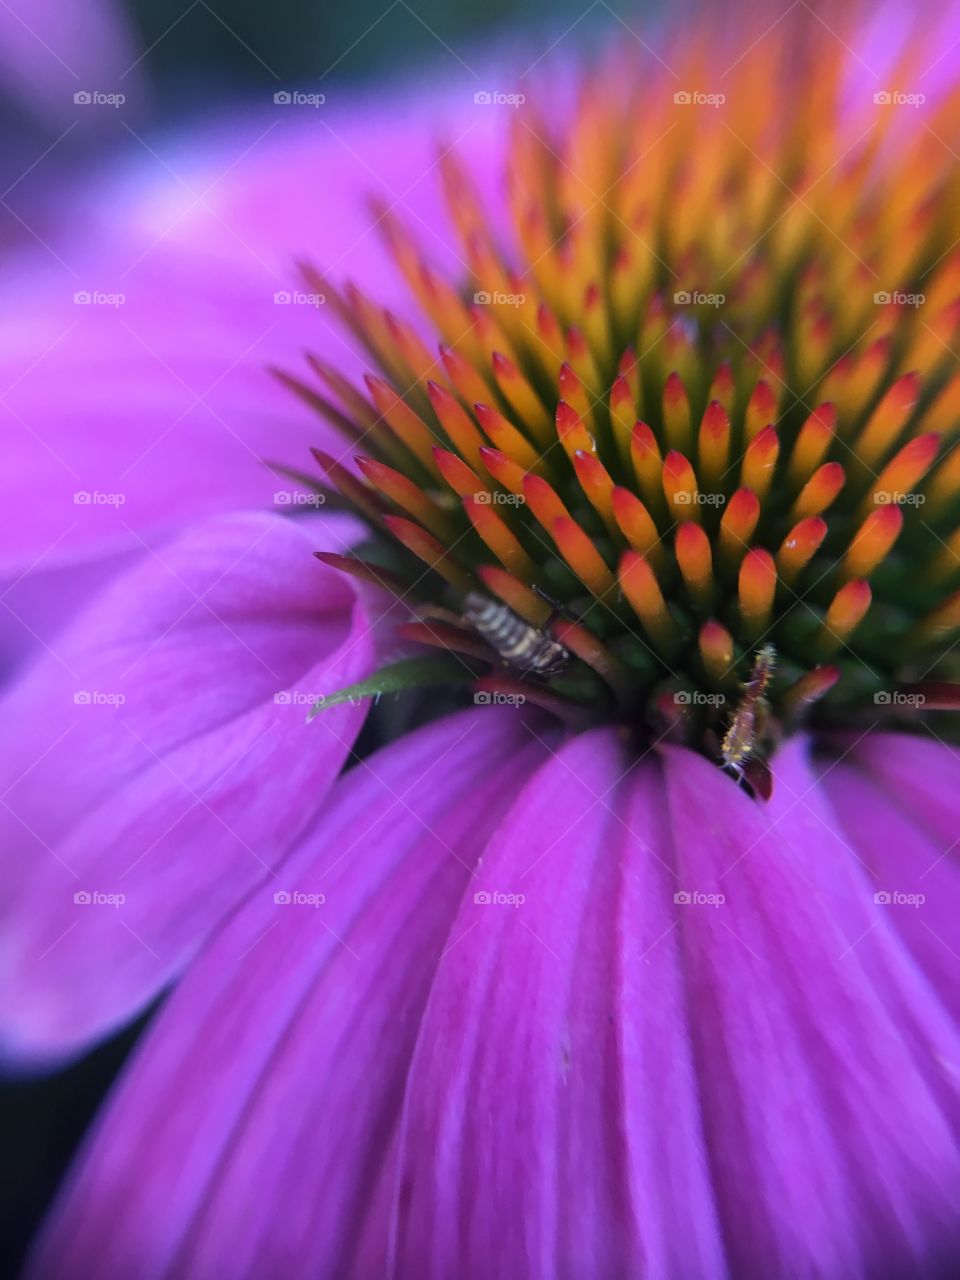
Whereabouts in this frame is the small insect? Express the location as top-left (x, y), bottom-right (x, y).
top-left (721, 644), bottom-right (777, 782)
top-left (463, 591), bottom-right (571, 678)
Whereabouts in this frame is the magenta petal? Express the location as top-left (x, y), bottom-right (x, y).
top-left (25, 708), bottom-right (555, 1280)
top-left (0, 546), bottom-right (138, 680)
top-left (663, 739), bottom-right (960, 1278)
top-left (0, 91), bottom-right (507, 574)
top-left (0, 244), bottom-right (347, 574)
top-left (0, 511), bottom-right (372, 1063)
top-left (819, 735), bottom-right (960, 1022)
top-left (842, 730), bottom-right (960, 851)
top-left (393, 730), bottom-right (726, 1279)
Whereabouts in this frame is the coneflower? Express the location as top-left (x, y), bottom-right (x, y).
top-left (5, 4), bottom-right (960, 1279)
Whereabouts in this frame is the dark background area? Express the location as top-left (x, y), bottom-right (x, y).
top-left (0, 1), bottom-right (648, 1273)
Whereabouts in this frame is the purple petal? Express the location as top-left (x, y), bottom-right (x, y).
top-left (25, 708), bottom-right (556, 1280)
top-left (0, 90), bottom-right (506, 575)
top-left (818, 733), bottom-right (960, 1022)
top-left (0, 510), bottom-right (372, 1063)
top-left (101, 89), bottom-right (508, 307)
top-left (393, 729), bottom-right (727, 1279)
top-left (663, 738), bottom-right (960, 1277)
top-left (841, 730), bottom-right (960, 850)
top-left (0, 546), bottom-right (138, 682)
top-left (0, 243), bottom-right (347, 575)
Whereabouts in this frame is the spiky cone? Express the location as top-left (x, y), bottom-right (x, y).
top-left (286, 12), bottom-right (960, 792)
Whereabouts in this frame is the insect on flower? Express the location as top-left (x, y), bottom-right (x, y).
top-left (721, 644), bottom-right (777, 784)
top-left (462, 591), bottom-right (571, 678)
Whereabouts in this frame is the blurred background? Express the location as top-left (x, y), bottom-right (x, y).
top-left (0, 0), bottom-right (651, 1271)
top-left (0, 0), bottom-right (657, 280)
top-left (0, 0), bottom-right (644, 200)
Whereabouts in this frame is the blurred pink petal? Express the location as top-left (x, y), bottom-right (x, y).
top-left (820, 735), bottom-right (960, 1021)
top-left (0, 510), bottom-right (373, 1063)
top-left (0, 90), bottom-right (506, 576)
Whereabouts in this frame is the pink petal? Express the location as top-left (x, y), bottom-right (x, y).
top-left (0, 90), bottom-right (507, 575)
top-left (818, 733), bottom-right (960, 1022)
top-left (843, 730), bottom-right (960, 850)
top-left (0, 546), bottom-right (137, 681)
top-left (0, 510), bottom-right (372, 1063)
top-left (393, 729), bottom-right (726, 1279)
top-left (0, 243), bottom-right (347, 575)
top-left (662, 738), bottom-right (960, 1277)
top-left (103, 89), bottom-right (508, 304)
top-left (26, 708), bottom-right (556, 1280)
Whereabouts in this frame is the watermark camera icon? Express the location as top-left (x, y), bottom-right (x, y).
top-left (873, 689), bottom-right (925, 708)
top-left (674, 289), bottom-right (723, 307)
top-left (472, 90), bottom-right (524, 107)
top-left (273, 891), bottom-right (292, 904)
top-left (73, 290), bottom-right (125, 308)
top-left (673, 90), bottom-right (724, 107)
top-left (874, 289), bottom-right (923, 309)
top-left (73, 489), bottom-right (125, 505)
top-left (275, 91), bottom-right (324, 107)
top-left (74, 89), bottom-right (124, 107)
top-left (72, 689), bottom-right (126, 706)
top-left (674, 888), bottom-right (725, 906)
top-left (874, 888), bottom-right (925, 907)
top-left (474, 690), bottom-right (524, 706)
top-left (674, 690), bottom-right (724, 707)
top-left (74, 888), bottom-right (125, 906)
top-left (874, 90), bottom-right (925, 107)
top-left (273, 289), bottom-right (324, 306)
